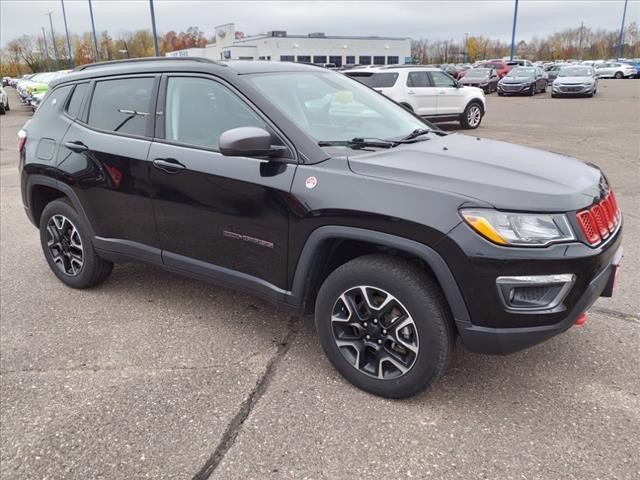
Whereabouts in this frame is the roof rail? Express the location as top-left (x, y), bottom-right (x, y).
top-left (74, 56), bottom-right (223, 71)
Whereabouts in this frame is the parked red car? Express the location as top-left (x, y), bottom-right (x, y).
top-left (479, 60), bottom-right (510, 78)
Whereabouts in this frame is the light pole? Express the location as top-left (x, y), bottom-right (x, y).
top-left (47, 12), bottom-right (61, 70)
top-left (616, 0), bottom-right (629, 60)
top-left (149, 0), bottom-right (160, 56)
top-left (41, 27), bottom-right (52, 71)
top-left (88, 0), bottom-right (99, 62)
top-left (61, 0), bottom-right (74, 68)
top-left (578, 21), bottom-right (585, 61)
top-left (509, 0), bottom-right (519, 61)
top-left (464, 32), bottom-right (469, 63)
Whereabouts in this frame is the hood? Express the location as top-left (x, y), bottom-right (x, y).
top-left (347, 133), bottom-right (602, 212)
top-left (501, 76), bottom-right (534, 83)
top-left (460, 77), bottom-right (488, 84)
top-left (554, 76), bottom-right (594, 84)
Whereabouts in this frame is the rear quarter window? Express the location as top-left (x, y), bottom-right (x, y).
top-left (87, 77), bottom-right (155, 137)
top-left (33, 85), bottom-right (73, 122)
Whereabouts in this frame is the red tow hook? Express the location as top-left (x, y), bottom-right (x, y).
top-left (575, 313), bottom-right (587, 326)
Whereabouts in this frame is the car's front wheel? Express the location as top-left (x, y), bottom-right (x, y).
top-left (614, 71), bottom-right (623, 79)
top-left (39, 198), bottom-right (113, 289)
top-left (315, 254), bottom-right (454, 398)
top-left (460, 101), bottom-right (483, 129)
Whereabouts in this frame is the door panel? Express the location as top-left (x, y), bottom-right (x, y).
top-left (429, 71), bottom-right (464, 115)
top-left (149, 143), bottom-right (295, 289)
top-left (150, 75), bottom-right (296, 289)
top-left (405, 71), bottom-right (437, 116)
top-left (58, 122), bottom-right (157, 247)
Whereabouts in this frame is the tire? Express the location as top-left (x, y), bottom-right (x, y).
top-left (39, 198), bottom-right (113, 289)
top-left (551, 93), bottom-right (558, 98)
top-left (5, 101), bottom-right (9, 111)
top-left (315, 254), bottom-right (454, 398)
top-left (498, 92), bottom-right (504, 96)
top-left (541, 83), bottom-right (547, 93)
top-left (529, 85), bottom-right (535, 96)
top-left (614, 71), bottom-right (623, 79)
top-left (460, 101), bottom-right (483, 129)
top-left (0, 103), bottom-right (5, 115)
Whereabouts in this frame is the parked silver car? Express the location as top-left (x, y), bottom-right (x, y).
top-left (594, 62), bottom-right (636, 79)
top-left (552, 66), bottom-right (598, 97)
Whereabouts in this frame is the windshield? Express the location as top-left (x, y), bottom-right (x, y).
top-left (558, 67), bottom-right (592, 77)
top-left (465, 69), bottom-right (490, 78)
top-left (246, 71), bottom-right (429, 144)
top-left (507, 67), bottom-right (535, 77)
top-left (366, 72), bottom-right (399, 88)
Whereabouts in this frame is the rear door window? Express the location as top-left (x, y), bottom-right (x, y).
top-left (367, 72), bottom-right (399, 88)
top-left (87, 77), bottom-right (155, 137)
top-left (406, 71), bottom-right (431, 88)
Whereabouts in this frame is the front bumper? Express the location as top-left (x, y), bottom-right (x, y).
top-left (455, 245), bottom-right (622, 354)
top-left (497, 83), bottom-right (532, 94)
top-left (553, 84), bottom-right (594, 95)
top-left (437, 218), bottom-right (623, 355)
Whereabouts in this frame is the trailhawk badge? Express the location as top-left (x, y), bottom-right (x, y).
top-left (305, 176), bottom-right (318, 189)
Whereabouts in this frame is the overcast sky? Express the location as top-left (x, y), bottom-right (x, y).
top-left (1, 0), bottom-right (637, 47)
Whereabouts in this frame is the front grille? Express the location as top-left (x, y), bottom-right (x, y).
top-left (576, 188), bottom-right (620, 246)
top-left (560, 86), bottom-right (583, 92)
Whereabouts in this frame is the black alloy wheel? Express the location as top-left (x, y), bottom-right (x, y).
top-left (45, 214), bottom-right (84, 276)
top-left (330, 286), bottom-right (419, 380)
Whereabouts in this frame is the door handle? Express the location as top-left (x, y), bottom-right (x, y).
top-left (153, 158), bottom-right (186, 174)
top-left (438, 90), bottom-right (447, 94)
top-left (64, 141), bottom-right (88, 153)
top-left (407, 90), bottom-right (415, 95)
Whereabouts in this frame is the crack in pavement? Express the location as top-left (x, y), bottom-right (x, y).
top-left (192, 315), bottom-right (299, 480)
top-left (591, 306), bottom-right (640, 325)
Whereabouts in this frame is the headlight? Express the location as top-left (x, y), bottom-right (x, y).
top-left (461, 209), bottom-right (575, 246)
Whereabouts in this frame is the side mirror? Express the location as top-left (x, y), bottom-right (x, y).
top-left (219, 127), bottom-right (286, 159)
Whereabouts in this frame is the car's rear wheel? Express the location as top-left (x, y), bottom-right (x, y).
top-left (460, 101), bottom-right (483, 129)
top-left (0, 103), bottom-right (5, 115)
top-left (315, 254), bottom-right (454, 398)
top-left (614, 71), bottom-right (623, 79)
top-left (39, 198), bottom-right (113, 289)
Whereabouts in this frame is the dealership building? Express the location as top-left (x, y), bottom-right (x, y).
top-left (166, 23), bottom-right (412, 66)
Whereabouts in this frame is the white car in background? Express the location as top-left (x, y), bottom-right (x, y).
top-left (0, 85), bottom-right (9, 114)
top-left (595, 62), bottom-right (636, 79)
top-left (349, 66), bottom-right (486, 129)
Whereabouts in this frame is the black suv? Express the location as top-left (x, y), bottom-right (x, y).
top-left (19, 58), bottom-right (622, 398)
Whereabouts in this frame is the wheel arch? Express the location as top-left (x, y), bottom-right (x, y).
top-left (26, 175), bottom-right (95, 236)
top-left (287, 226), bottom-right (470, 323)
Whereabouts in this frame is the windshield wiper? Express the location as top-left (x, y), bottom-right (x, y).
top-left (318, 138), bottom-right (396, 149)
top-left (400, 128), bottom-right (447, 141)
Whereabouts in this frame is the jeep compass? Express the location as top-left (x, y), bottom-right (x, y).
top-left (19, 58), bottom-right (623, 398)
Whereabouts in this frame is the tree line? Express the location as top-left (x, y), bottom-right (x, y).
top-left (1, 22), bottom-right (638, 76)
top-left (1, 26), bottom-right (215, 75)
top-left (412, 22), bottom-right (639, 64)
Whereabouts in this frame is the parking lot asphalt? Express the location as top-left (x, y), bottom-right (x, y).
top-left (1, 81), bottom-right (639, 479)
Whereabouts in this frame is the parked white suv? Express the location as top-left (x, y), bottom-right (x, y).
top-left (346, 66), bottom-right (486, 129)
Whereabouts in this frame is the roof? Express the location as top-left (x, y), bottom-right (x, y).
top-left (52, 57), bottom-right (327, 87)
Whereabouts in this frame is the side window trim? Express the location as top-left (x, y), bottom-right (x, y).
top-left (154, 73), bottom-right (297, 162)
top-left (79, 74), bottom-right (160, 140)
